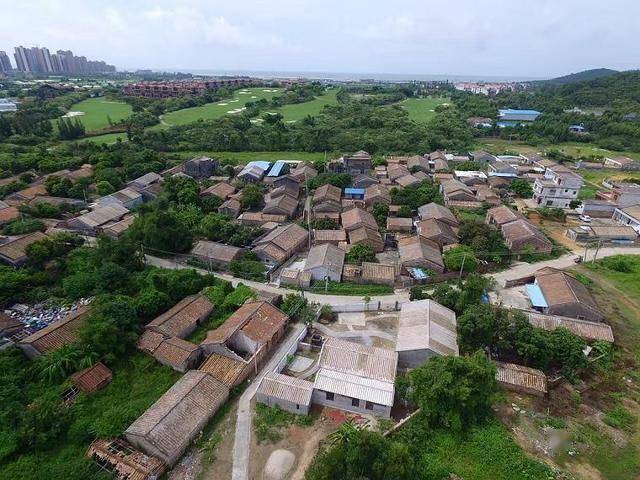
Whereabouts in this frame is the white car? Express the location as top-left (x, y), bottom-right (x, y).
top-left (579, 214), bottom-right (592, 223)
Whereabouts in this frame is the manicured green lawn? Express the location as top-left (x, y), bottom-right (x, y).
top-left (76, 132), bottom-right (128, 145)
top-left (399, 96), bottom-right (450, 123)
top-left (271, 89), bottom-right (338, 122)
top-left (56, 97), bottom-right (132, 132)
top-left (153, 87), bottom-right (283, 129)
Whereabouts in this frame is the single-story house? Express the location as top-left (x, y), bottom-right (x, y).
top-left (128, 172), bottom-right (162, 192)
top-left (237, 161), bottom-right (271, 183)
top-left (396, 300), bottom-right (458, 369)
top-left (218, 198), bottom-right (242, 218)
top-left (417, 219), bottom-right (458, 248)
top-left (102, 215), bottom-right (135, 239)
top-left (525, 267), bottom-right (604, 322)
top-left (0, 206), bottom-right (20, 226)
top-left (348, 226), bottom-right (384, 253)
top-left (4, 184), bottom-right (48, 206)
top-left (0, 231), bottom-right (48, 267)
top-left (417, 203), bottom-right (458, 226)
top-left (604, 156), bottom-right (639, 169)
top-left (96, 187), bottom-right (143, 210)
top-left (67, 204), bottom-right (130, 235)
top-left (352, 174), bottom-right (378, 189)
top-left (304, 243), bottom-right (345, 282)
top-left (0, 313), bottom-right (23, 338)
top-left (612, 205), bottom-right (640, 234)
top-left (341, 207), bottom-right (378, 232)
top-left (199, 352), bottom-right (249, 388)
top-left (576, 199), bottom-right (618, 219)
top-left (495, 362), bottom-right (547, 397)
top-left (441, 179), bottom-right (476, 204)
top-left (252, 223), bottom-right (308, 267)
top-left (313, 183), bottom-right (341, 205)
top-left (386, 217), bottom-right (413, 233)
top-left (313, 338), bottom-right (398, 417)
top-left (523, 310), bottom-right (613, 342)
top-left (313, 229), bottom-right (347, 246)
top-left (485, 205), bottom-right (520, 227)
top-left (398, 235), bottom-right (445, 273)
top-left (191, 240), bottom-right (244, 268)
top-left (395, 174), bottom-right (421, 188)
top-left (152, 337), bottom-right (201, 372)
top-left (238, 212), bottom-right (287, 226)
top-left (501, 219), bottom-right (553, 255)
top-left (146, 294), bottom-right (214, 339)
top-left (406, 155), bottom-right (430, 173)
top-left (566, 225), bottom-right (637, 244)
top-left (279, 268), bottom-right (312, 288)
top-left (257, 372), bottom-right (314, 415)
top-left (388, 165), bottom-right (411, 182)
top-left (361, 262), bottom-right (396, 286)
top-left (201, 182), bottom-right (236, 200)
top-left (262, 194), bottom-right (298, 218)
top-left (364, 184), bottom-right (391, 207)
top-left (290, 163), bottom-right (318, 181)
top-left (70, 362), bottom-right (112, 394)
top-left (125, 371), bottom-right (229, 466)
top-left (18, 306), bottom-right (90, 359)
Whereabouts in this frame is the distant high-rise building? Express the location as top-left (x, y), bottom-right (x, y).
top-left (0, 51), bottom-right (12, 72)
top-left (12, 45), bottom-right (115, 74)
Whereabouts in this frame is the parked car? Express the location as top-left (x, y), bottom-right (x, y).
top-left (579, 214), bottom-right (592, 223)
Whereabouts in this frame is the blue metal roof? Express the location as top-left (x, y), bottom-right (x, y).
top-left (408, 267), bottom-right (429, 280)
top-left (499, 109), bottom-right (541, 116)
top-left (267, 160), bottom-right (287, 177)
top-left (525, 283), bottom-right (548, 308)
top-left (344, 188), bottom-right (366, 195)
top-left (245, 160), bottom-right (271, 172)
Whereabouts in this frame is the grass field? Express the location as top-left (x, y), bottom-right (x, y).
top-left (270, 89), bottom-right (338, 122)
top-left (399, 96), bottom-right (450, 123)
top-left (56, 97), bottom-right (132, 133)
top-left (478, 138), bottom-right (640, 161)
top-left (168, 150), bottom-right (327, 166)
top-left (76, 132), bottom-right (127, 145)
top-left (152, 87), bottom-right (283, 129)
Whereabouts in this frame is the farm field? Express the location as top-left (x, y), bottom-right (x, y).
top-left (479, 138), bottom-right (640, 161)
top-left (55, 97), bottom-right (132, 132)
top-left (399, 96), bottom-right (450, 122)
top-left (152, 87), bottom-right (283, 129)
top-left (271, 89), bottom-right (338, 122)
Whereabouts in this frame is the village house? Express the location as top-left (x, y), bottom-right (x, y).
top-left (329, 151), bottom-right (373, 175)
top-left (70, 362), bottom-right (113, 394)
top-left (201, 181), bottom-right (236, 200)
top-left (257, 372), bottom-right (315, 415)
top-left (313, 229), bottom-right (347, 246)
top-left (313, 338), bottom-right (398, 418)
top-left (386, 217), bottom-right (413, 233)
top-left (102, 215), bottom-right (135, 239)
top-left (364, 184), bottom-right (391, 207)
top-left (341, 207), bottom-right (378, 232)
top-left (395, 174), bottom-right (422, 188)
top-left (273, 174), bottom-right (301, 191)
top-left (488, 160), bottom-right (518, 178)
top-left (406, 155), bottom-right (430, 173)
top-left (525, 267), bottom-right (604, 322)
top-left (501, 219), bottom-right (553, 255)
top-left (238, 212), bottom-right (287, 226)
top-left (485, 205), bottom-right (521, 227)
top-left (262, 193), bottom-right (299, 219)
top-left (0, 312), bottom-right (23, 338)
top-left (145, 294), bottom-right (214, 339)
top-left (576, 199), bottom-right (618, 218)
top-left (348, 226), bottom-right (385, 252)
top-left (418, 203), bottom-right (458, 226)
top-left (352, 174), bottom-right (378, 189)
top-left (566, 224), bottom-right (637, 244)
top-left (0, 231), bottom-right (48, 267)
top-left (218, 198), bottom-right (242, 218)
top-left (597, 182), bottom-right (640, 208)
top-left (237, 161), bottom-right (271, 183)
top-left (398, 235), bottom-right (445, 274)
top-left (151, 337), bottom-right (201, 372)
top-left (304, 243), bottom-right (345, 282)
top-left (191, 240), bottom-right (244, 269)
top-left (67, 204), bottom-right (130, 235)
top-left (533, 169), bottom-right (583, 209)
top-left (96, 187), bottom-right (143, 210)
top-left (523, 311), bottom-right (614, 343)
top-left (454, 170), bottom-right (487, 186)
top-left (279, 268), bottom-right (312, 289)
top-left (200, 301), bottom-right (289, 381)
top-left (4, 183), bottom-right (48, 206)
top-left (361, 262), bottom-right (396, 285)
top-left (125, 371), bottom-right (229, 466)
top-left (252, 223), bottom-right (308, 267)
top-left (441, 179), bottom-right (476, 204)
top-left (290, 163), bottom-right (318, 182)
top-left (18, 306), bottom-right (90, 359)
top-left (417, 218), bottom-right (458, 248)
top-left (468, 150), bottom-right (497, 163)
top-left (184, 156), bottom-right (218, 178)
top-left (0, 205), bottom-right (20, 226)
top-left (388, 165), bottom-right (411, 182)
top-left (612, 205), bottom-right (640, 234)
top-left (396, 299), bottom-right (459, 369)
top-left (603, 156), bottom-right (640, 170)
top-left (128, 172), bottom-right (162, 193)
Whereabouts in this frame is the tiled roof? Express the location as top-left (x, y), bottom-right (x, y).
top-left (146, 295), bottom-right (214, 338)
top-left (305, 243), bottom-right (345, 275)
top-left (341, 207), bottom-right (378, 231)
top-left (191, 240), bottom-right (243, 263)
top-left (258, 372), bottom-right (314, 406)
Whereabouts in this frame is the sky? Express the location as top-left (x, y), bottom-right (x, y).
top-left (1, 0), bottom-right (639, 79)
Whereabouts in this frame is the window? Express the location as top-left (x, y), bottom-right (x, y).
top-left (351, 398), bottom-right (360, 407)
top-left (326, 392), bottom-right (334, 401)
top-left (296, 404), bottom-right (300, 410)
top-left (365, 401), bottom-right (375, 410)
top-left (546, 200), bottom-right (553, 206)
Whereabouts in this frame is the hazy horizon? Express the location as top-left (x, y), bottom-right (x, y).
top-left (1, 0), bottom-right (638, 78)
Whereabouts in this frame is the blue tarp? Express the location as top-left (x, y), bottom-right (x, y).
top-left (525, 283), bottom-right (548, 308)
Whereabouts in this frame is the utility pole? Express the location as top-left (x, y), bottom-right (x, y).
top-left (583, 243), bottom-right (588, 263)
top-left (325, 275), bottom-right (329, 293)
top-left (592, 240), bottom-right (602, 264)
top-left (459, 253), bottom-right (467, 279)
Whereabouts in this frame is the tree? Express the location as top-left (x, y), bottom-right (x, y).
top-left (443, 245), bottom-right (478, 273)
top-left (345, 244), bottom-right (377, 264)
top-left (128, 207), bottom-right (193, 253)
top-left (310, 217), bottom-right (338, 230)
top-left (407, 351), bottom-right (498, 431)
top-left (508, 179), bottom-right (533, 198)
top-left (372, 203), bottom-right (389, 229)
top-left (241, 184), bottom-right (263, 209)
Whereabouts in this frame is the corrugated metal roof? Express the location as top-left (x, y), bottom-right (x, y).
top-left (319, 337), bottom-right (397, 383)
top-left (258, 372), bottom-right (314, 406)
top-left (267, 160), bottom-right (287, 177)
top-left (525, 284), bottom-right (548, 308)
top-left (315, 368), bottom-right (394, 406)
top-left (396, 300), bottom-right (458, 356)
top-left (524, 311), bottom-right (614, 342)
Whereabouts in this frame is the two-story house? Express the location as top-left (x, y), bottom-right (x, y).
top-left (533, 168), bottom-right (583, 209)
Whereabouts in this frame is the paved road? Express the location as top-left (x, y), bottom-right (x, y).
top-left (489, 246), bottom-right (640, 287)
top-left (231, 323), bottom-right (306, 480)
top-left (145, 254), bottom-right (410, 306)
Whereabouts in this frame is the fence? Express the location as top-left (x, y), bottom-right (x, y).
top-left (330, 301), bottom-right (399, 313)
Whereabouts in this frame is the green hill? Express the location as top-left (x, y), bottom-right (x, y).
top-left (541, 68), bottom-right (619, 85)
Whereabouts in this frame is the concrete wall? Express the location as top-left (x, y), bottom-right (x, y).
top-left (312, 389), bottom-right (391, 418)
top-left (229, 330), bottom-right (260, 356)
top-left (256, 392), bottom-right (310, 415)
top-left (306, 265), bottom-right (341, 282)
